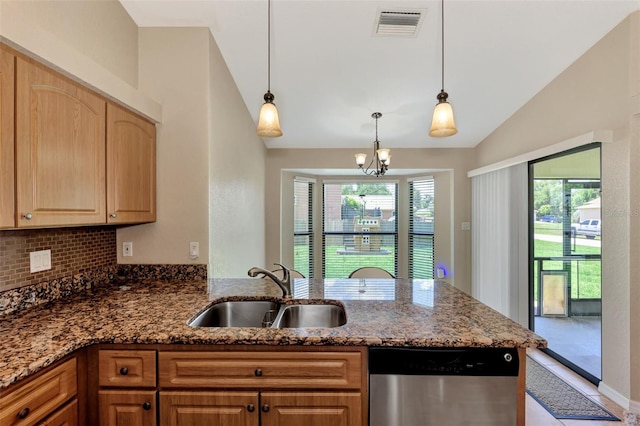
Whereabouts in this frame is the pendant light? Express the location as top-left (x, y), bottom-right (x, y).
top-left (429, 0), bottom-right (457, 137)
top-left (355, 112), bottom-right (391, 177)
top-left (257, 0), bottom-right (282, 137)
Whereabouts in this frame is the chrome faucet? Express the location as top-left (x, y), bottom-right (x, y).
top-left (248, 263), bottom-right (292, 299)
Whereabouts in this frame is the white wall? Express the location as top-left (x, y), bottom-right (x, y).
top-left (473, 12), bottom-right (638, 408)
top-left (118, 28), bottom-right (211, 265)
top-left (207, 31), bottom-right (267, 278)
top-left (0, 0), bottom-right (160, 122)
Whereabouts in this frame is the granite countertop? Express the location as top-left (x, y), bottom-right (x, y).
top-left (0, 278), bottom-right (546, 390)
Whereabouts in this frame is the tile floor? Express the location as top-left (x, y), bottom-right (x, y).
top-left (526, 349), bottom-right (625, 425)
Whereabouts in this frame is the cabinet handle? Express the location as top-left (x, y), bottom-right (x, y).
top-left (247, 404), bottom-right (255, 412)
top-left (17, 408), bottom-right (30, 419)
top-left (119, 367), bottom-right (128, 375)
top-left (23, 213), bottom-right (32, 220)
top-left (110, 213), bottom-right (117, 218)
top-left (261, 404), bottom-right (270, 413)
top-left (142, 402), bottom-right (152, 411)
top-left (254, 368), bottom-right (263, 377)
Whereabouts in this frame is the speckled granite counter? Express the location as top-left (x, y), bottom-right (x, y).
top-left (0, 278), bottom-right (546, 390)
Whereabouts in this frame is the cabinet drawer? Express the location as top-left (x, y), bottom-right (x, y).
top-left (38, 399), bottom-right (77, 426)
top-left (0, 358), bottom-right (77, 426)
top-left (99, 350), bottom-right (157, 388)
top-left (159, 351), bottom-right (362, 389)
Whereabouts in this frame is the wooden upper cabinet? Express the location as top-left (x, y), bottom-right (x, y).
top-left (106, 103), bottom-right (156, 224)
top-left (0, 46), bottom-right (15, 228)
top-left (15, 57), bottom-right (106, 227)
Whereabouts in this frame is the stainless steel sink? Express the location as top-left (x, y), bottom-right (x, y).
top-left (189, 300), bottom-right (347, 328)
top-left (271, 304), bottom-right (347, 328)
top-left (188, 300), bottom-right (278, 327)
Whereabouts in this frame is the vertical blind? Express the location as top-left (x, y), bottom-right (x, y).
top-left (409, 178), bottom-right (435, 279)
top-left (471, 163), bottom-right (528, 324)
top-left (293, 179), bottom-right (313, 277)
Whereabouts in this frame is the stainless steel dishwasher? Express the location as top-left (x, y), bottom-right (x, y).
top-left (369, 347), bottom-right (519, 426)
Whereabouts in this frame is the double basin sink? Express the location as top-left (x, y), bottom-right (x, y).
top-left (189, 299), bottom-right (347, 329)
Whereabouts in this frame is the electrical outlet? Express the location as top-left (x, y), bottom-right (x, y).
top-left (189, 242), bottom-right (199, 259)
top-left (30, 249), bottom-right (52, 273)
top-left (123, 242), bottom-right (133, 257)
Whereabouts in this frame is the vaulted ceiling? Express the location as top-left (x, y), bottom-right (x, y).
top-left (120, 0), bottom-right (639, 151)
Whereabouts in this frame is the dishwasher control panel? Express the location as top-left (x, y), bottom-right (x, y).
top-left (369, 347), bottom-right (519, 376)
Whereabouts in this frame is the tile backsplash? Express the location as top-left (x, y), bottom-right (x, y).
top-left (0, 227), bottom-right (117, 292)
top-left (0, 227), bottom-right (208, 316)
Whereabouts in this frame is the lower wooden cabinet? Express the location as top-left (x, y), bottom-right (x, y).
top-left (260, 391), bottom-right (362, 426)
top-left (159, 390), bottom-right (361, 426)
top-left (94, 346), bottom-right (367, 426)
top-left (0, 358), bottom-right (77, 426)
top-left (160, 391), bottom-right (259, 426)
top-left (38, 399), bottom-right (78, 426)
top-left (98, 390), bottom-right (157, 426)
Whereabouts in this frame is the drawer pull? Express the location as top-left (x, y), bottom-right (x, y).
top-left (142, 402), bottom-right (152, 411)
top-left (247, 404), bottom-right (255, 412)
top-left (120, 367), bottom-right (129, 375)
top-left (110, 213), bottom-right (117, 218)
top-left (23, 213), bottom-right (32, 220)
top-left (17, 408), bottom-right (30, 419)
top-left (261, 404), bottom-right (270, 413)
top-left (254, 368), bottom-right (263, 377)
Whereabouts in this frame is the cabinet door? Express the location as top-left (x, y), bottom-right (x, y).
top-left (160, 391), bottom-right (259, 426)
top-left (98, 390), bottom-right (156, 426)
top-left (260, 392), bottom-right (362, 426)
top-left (39, 399), bottom-right (78, 426)
top-left (106, 103), bottom-right (156, 224)
top-left (0, 358), bottom-right (77, 426)
top-left (15, 57), bottom-right (106, 227)
top-left (0, 45), bottom-right (15, 228)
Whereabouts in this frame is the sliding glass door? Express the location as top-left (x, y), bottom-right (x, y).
top-left (530, 143), bottom-right (602, 384)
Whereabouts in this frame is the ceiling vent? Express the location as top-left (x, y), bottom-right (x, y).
top-left (375, 9), bottom-right (425, 37)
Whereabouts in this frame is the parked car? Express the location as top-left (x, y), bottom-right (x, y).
top-left (572, 219), bottom-right (601, 239)
top-left (539, 215), bottom-right (560, 223)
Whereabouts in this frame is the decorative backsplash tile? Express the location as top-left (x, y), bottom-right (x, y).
top-left (0, 227), bottom-right (207, 317)
top-left (0, 227), bottom-right (117, 292)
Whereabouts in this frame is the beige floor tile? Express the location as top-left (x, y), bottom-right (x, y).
top-left (526, 394), bottom-right (564, 425)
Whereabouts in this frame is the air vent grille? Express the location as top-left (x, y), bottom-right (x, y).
top-left (376, 10), bottom-right (424, 36)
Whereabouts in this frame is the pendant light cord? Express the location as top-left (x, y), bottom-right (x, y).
top-left (441, 0), bottom-right (445, 91)
top-left (267, 0), bottom-right (272, 92)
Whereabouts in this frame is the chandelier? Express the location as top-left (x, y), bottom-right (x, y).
top-left (354, 112), bottom-right (390, 177)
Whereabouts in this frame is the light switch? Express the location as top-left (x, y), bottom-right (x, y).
top-left (30, 249), bottom-right (52, 273)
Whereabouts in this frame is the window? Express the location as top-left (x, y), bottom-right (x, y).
top-left (322, 182), bottom-right (397, 278)
top-left (293, 179), bottom-right (313, 277)
top-left (409, 178), bottom-right (435, 278)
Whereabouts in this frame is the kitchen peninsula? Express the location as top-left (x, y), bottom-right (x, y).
top-left (0, 278), bottom-right (545, 425)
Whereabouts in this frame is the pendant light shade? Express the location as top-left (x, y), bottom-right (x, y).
top-left (429, 90), bottom-right (457, 137)
top-left (257, 0), bottom-right (282, 138)
top-left (257, 91), bottom-right (282, 137)
top-left (429, 0), bottom-right (457, 138)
